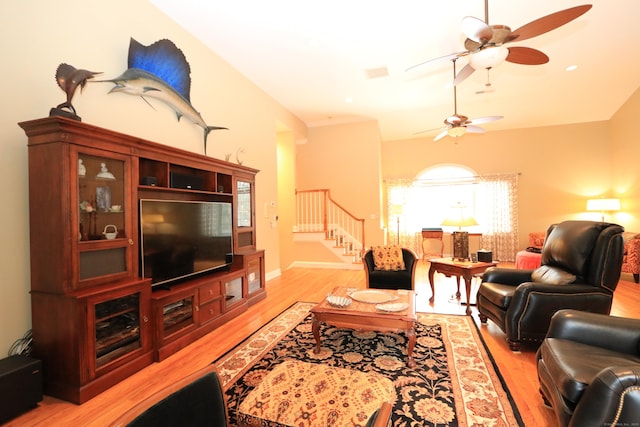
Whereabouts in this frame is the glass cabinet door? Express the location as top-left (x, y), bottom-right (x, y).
top-left (247, 255), bottom-right (263, 295)
top-left (94, 292), bottom-right (143, 369)
top-left (224, 274), bottom-right (244, 309)
top-left (76, 151), bottom-right (134, 286)
top-left (235, 178), bottom-right (255, 252)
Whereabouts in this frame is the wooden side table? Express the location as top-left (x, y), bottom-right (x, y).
top-left (428, 258), bottom-right (497, 315)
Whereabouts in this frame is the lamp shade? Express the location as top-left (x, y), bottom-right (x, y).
top-left (586, 198), bottom-right (620, 212)
top-left (441, 215), bottom-right (478, 228)
top-left (389, 204), bottom-right (403, 216)
top-left (441, 203), bottom-right (478, 229)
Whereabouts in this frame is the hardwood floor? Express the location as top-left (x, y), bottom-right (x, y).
top-left (6, 261), bottom-right (640, 427)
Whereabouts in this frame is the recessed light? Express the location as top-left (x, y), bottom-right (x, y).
top-left (566, 65), bottom-right (578, 72)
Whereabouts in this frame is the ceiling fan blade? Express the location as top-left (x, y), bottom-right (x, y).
top-left (405, 51), bottom-right (468, 72)
top-left (453, 63), bottom-right (476, 85)
top-left (434, 129), bottom-right (450, 141)
top-left (467, 115), bottom-right (503, 125)
top-left (462, 16), bottom-right (493, 44)
top-left (465, 125), bottom-right (486, 134)
top-left (506, 46), bottom-right (549, 65)
top-left (509, 5), bottom-right (592, 43)
top-left (414, 126), bottom-right (446, 136)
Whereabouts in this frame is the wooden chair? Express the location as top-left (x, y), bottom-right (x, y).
top-left (421, 228), bottom-right (444, 260)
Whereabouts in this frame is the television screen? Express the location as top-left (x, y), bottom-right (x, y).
top-left (140, 199), bottom-right (233, 287)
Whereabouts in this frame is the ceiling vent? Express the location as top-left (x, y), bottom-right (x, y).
top-left (364, 67), bottom-right (389, 79)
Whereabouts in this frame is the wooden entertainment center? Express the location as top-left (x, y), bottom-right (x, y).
top-left (20, 116), bottom-right (265, 404)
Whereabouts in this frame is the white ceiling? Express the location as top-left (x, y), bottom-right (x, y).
top-left (149, 0), bottom-right (640, 141)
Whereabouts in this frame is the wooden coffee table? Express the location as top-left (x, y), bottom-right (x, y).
top-left (428, 258), bottom-right (497, 315)
top-left (311, 287), bottom-right (417, 367)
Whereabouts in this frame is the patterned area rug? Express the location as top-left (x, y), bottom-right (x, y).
top-left (216, 302), bottom-right (523, 426)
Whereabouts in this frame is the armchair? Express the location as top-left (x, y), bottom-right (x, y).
top-left (110, 364), bottom-right (228, 426)
top-left (621, 231), bottom-right (640, 283)
top-left (363, 246), bottom-right (417, 290)
top-left (477, 220), bottom-right (624, 351)
top-left (537, 309), bottom-right (640, 427)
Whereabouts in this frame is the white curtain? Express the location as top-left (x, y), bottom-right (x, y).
top-left (384, 172), bottom-right (519, 261)
top-left (476, 173), bottom-right (519, 261)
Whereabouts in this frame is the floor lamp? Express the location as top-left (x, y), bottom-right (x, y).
top-left (441, 203), bottom-right (478, 261)
top-left (390, 205), bottom-right (403, 245)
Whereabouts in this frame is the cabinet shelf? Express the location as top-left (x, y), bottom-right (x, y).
top-left (137, 184), bottom-right (233, 197)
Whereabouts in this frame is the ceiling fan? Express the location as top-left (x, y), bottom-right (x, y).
top-left (417, 59), bottom-right (503, 141)
top-left (407, 1), bottom-right (592, 85)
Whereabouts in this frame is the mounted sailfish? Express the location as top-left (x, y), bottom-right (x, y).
top-left (97, 38), bottom-right (226, 154)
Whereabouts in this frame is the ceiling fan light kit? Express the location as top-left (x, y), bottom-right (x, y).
top-left (447, 127), bottom-right (467, 138)
top-left (469, 45), bottom-right (509, 70)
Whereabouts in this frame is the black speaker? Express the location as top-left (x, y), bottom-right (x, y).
top-left (170, 172), bottom-right (203, 190)
top-left (0, 355), bottom-right (43, 424)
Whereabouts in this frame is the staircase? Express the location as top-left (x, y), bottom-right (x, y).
top-left (294, 189), bottom-right (365, 269)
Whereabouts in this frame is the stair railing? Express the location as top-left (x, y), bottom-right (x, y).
top-left (295, 189), bottom-right (366, 260)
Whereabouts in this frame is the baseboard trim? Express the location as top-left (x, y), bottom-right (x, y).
top-left (288, 261), bottom-right (362, 271)
top-left (266, 268), bottom-right (282, 282)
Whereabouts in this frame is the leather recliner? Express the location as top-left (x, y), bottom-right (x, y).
top-left (477, 220), bottom-right (624, 350)
top-left (110, 364), bottom-right (229, 426)
top-left (363, 247), bottom-right (417, 290)
top-left (537, 309), bottom-right (640, 427)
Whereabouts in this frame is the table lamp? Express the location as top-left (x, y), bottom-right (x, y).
top-left (586, 198), bottom-right (620, 222)
top-left (441, 203), bottom-right (478, 261)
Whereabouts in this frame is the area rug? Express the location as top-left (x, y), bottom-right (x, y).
top-left (215, 302), bottom-right (523, 426)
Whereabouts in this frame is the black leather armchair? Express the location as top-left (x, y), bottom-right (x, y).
top-left (110, 364), bottom-right (228, 426)
top-left (363, 247), bottom-right (417, 290)
top-left (477, 220), bottom-right (624, 350)
top-left (537, 309), bottom-right (640, 427)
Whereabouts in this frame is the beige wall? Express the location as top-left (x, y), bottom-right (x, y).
top-left (277, 130), bottom-right (297, 272)
top-left (298, 88), bottom-right (640, 255)
top-left (2, 0), bottom-right (639, 358)
top-left (611, 86), bottom-right (640, 232)
top-left (296, 121), bottom-right (385, 248)
top-left (381, 120), bottom-right (614, 249)
top-left (0, 1), bottom-right (306, 354)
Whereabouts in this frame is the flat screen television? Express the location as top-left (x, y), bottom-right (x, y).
top-left (139, 199), bottom-right (233, 288)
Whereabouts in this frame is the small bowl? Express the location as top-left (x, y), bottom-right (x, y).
top-left (326, 295), bottom-right (352, 308)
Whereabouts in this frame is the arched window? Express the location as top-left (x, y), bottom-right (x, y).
top-left (385, 164), bottom-right (518, 261)
top-left (413, 164), bottom-right (481, 233)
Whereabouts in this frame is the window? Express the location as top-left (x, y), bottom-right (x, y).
top-left (385, 164), bottom-right (519, 261)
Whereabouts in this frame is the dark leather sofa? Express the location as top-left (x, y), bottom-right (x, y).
top-left (477, 220), bottom-right (624, 350)
top-left (363, 247), bottom-right (417, 290)
top-left (537, 309), bottom-right (640, 427)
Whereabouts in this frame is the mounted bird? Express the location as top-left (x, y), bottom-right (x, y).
top-left (51, 63), bottom-right (102, 120)
top-left (95, 38), bottom-right (227, 155)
